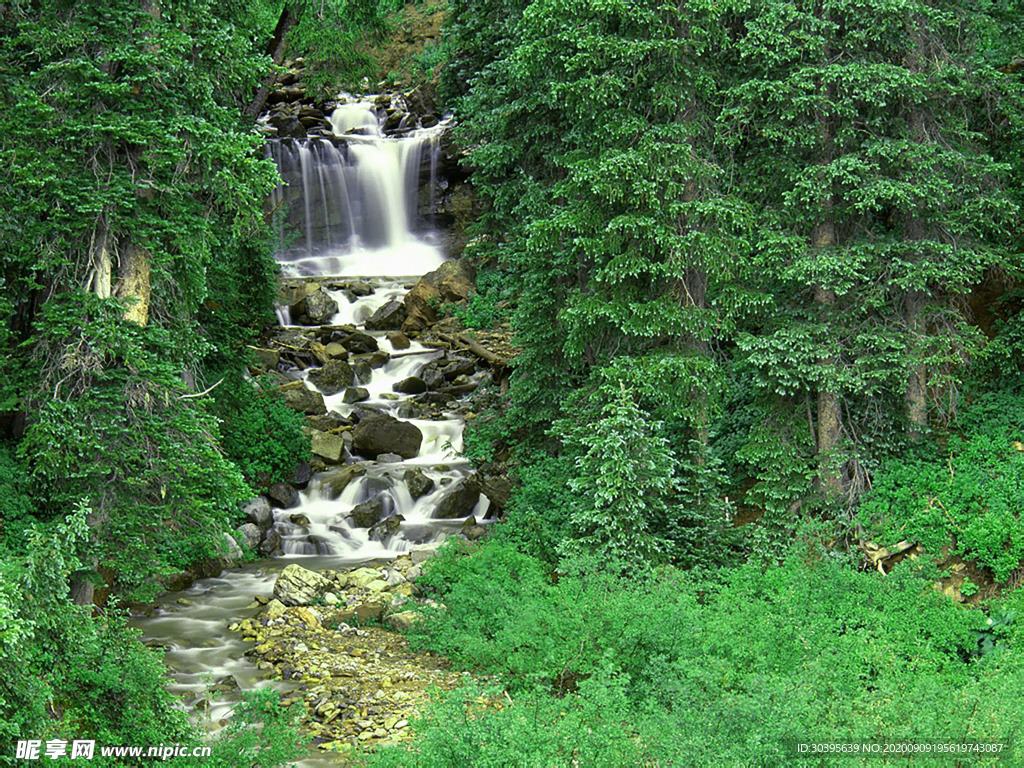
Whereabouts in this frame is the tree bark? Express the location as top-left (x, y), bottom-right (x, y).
top-left (245, 8), bottom-right (297, 118)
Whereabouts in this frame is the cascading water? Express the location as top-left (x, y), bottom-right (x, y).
top-left (268, 97), bottom-right (446, 277)
top-left (135, 94), bottom-right (484, 766)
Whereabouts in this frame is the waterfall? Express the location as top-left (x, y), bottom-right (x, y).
top-left (268, 98), bottom-right (446, 277)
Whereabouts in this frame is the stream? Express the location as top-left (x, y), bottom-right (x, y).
top-left (133, 96), bottom-right (481, 765)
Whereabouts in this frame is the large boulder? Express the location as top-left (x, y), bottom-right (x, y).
top-left (308, 360), bottom-right (354, 395)
top-left (433, 477), bottom-right (481, 519)
top-left (393, 376), bottom-right (427, 395)
top-left (321, 463), bottom-right (367, 499)
top-left (341, 332), bottom-right (379, 354)
top-left (279, 381), bottom-right (326, 415)
top-left (404, 468), bottom-right (435, 500)
top-left (352, 414), bottom-right (423, 460)
top-left (365, 300), bottom-right (407, 331)
top-left (236, 523), bottom-right (262, 550)
top-left (273, 564), bottom-right (331, 606)
top-left (403, 260), bottom-right (475, 332)
top-left (291, 288), bottom-right (338, 325)
top-left (349, 495), bottom-right (387, 528)
top-left (311, 431), bottom-right (345, 463)
top-left (242, 496), bottom-right (273, 530)
top-left (368, 514), bottom-right (404, 542)
top-left (267, 482), bottom-right (300, 509)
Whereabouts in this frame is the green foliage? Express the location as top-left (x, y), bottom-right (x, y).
top-left (860, 393), bottom-right (1024, 582)
top-left (199, 689), bottom-right (305, 768)
top-left (215, 374), bottom-right (310, 487)
top-left (389, 539), bottom-right (1022, 766)
top-left (287, 0), bottom-right (408, 90)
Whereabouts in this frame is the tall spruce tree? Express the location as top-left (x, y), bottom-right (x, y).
top-left (724, 0), bottom-right (1018, 499)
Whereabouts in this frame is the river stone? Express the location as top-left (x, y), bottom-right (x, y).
top-left (260, 528), bottom-right (283, 557)
top-left (280, 383), bottom-right (327, 415)
top-left (404, 468), bottom-right (434, 500)
top-left (322, 463), bottom-right (368, 499)
top-left (325, 342), bottom-right (348, 360)
top-left (251, 347), bottom-right (280, 371)
top-left (387, 332), bottom-right (411, 350)
top-left (349, 281), bottom-right (373, 296)
top-left (289, 513), bottom-right (311, 526)
top-left (353, 414), bottom-right (422, 460)
top-left (410, 547), bottom-right (438, 565)
top-left (311, 430), bottom-right (345, 463)
top-left (433, 478), bottom-right (480, 519)
top-left (393, 376), bottom-right (427, 395)
top-left (293, 289), bottom-right (338, 325)
top-left (342, 386), bottom-right (370, 404)
top-left (418, 363), bottom-right (446, 390)
top-left (348, 567), bottom-right (383, 589)
top-left (267, 482), bottom-right (300, 509)
top-left (368, 514), bottom-right (404, 542)
top-left (403, 260), bottom-right (475, 332)
top-left (223, 532), bottom-right (243, 562)
top-left (365, 300), bottom-right (407, 331)
top-left (264, 599), bottom-right (288, 620)
top-left (243, 496), bottom-right (273, 529)
top-left (385, 611), bottom-right (422, 632)
top-left (352, 360), bottom-right (374, 384)
top-left (290, 461), bottom-right (313, 489)
top-left (308, 360), bottom-right (354, 395)
top-left (274, 564), bottom-right (331, 606)
top-left (442, 357), bottom-right (477, 380)
top-left (349, 495), bottom-right (386, 528)
top-left (237, 523), bottom-right (261, 550)
top-left (341, 332), bottom-right (379, 354)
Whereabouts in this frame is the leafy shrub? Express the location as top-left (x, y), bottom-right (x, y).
top-left (216, 374), bottom-right (310, 488)
top-left (860, 393), bottom-right (1024, 581)
top-left (393, 539), bottom-right (1024, 766)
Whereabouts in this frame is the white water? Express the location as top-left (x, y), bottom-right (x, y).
top-left (269, 99), bottom-right (447, 277)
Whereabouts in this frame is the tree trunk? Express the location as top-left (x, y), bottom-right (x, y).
top-left (115, 243), bottom-right (152, 325)
top-left (813, 219), bottom-right (843, 496)
top-left (246, 8), bottom-right (297, 118)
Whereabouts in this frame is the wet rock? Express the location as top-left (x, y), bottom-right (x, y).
top-left (365, 300), bottom-right (407, 331)
top-left (396, 402), bottom-right (421, 419)
top-left (376, 453), bottom-right (403, 463)
top-left (243, 496), bottom-right (273, 529)
top-left (237, 523), bottom-right (262, 550)
top-left (290, 513), bottom-right (311, 526)
top-left (268, 482), bottom-right (301, 509)
top-left (280, 382), bottom-right (327, 415)
top-left (417, 363), bottom-right (446, 390)
top-left (274, 564), bottom-right (332, 606)
top-left (352, 360), bottom-right (374, 384)
top-left (393, 376), bottom-right (427, 395)
top-left (433, 477), bottom-right (480, 519)
top-left (442, 357), bottom-right (477, 380)
top-left (404, 469), bottom-right (435, 500)
top-left (403, 260), bottom-right (475, 332)
top-left (462, 519), bottom-right (488, 541)
top-left (349, 495), bottom-right (386, 528)
top-left (292, 289), bottom-right (339, 325)
top-left (260, 528), bottom-right (283, 557)
top-left (322, 464), bottom-right (368, 499)
top-left (342, 332), bottom-right (379, 354)
top-left (353, 414), bottom-right (423, 460)
top-left (311, 431), bottom-right (345, 463)
top-left (308, 360), bottom-right (355, 395)
top-left (325, 342), bottom-right (349, 360)
top-left (349, 281), bottom-right (373, 296)
top-left (290, 461), bottom-right (313, 489)
top-left (387, 332), bottom-right (411, 350)
top-left (369, 514), bottom-right (404, 542)
top-left (342, 386), bottom-right (370, 404)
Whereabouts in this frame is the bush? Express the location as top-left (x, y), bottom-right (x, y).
top-left (216, 374), bottom-right (310, 488)
top-left (390, 539), bottom-right (1022, 766)
top-left (860, 393), bottom-right (1024, 581)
